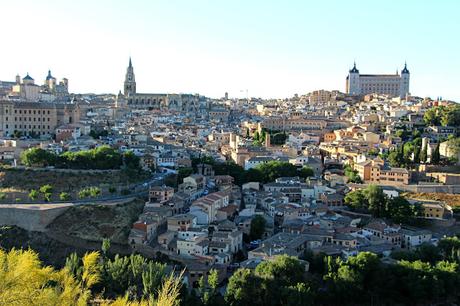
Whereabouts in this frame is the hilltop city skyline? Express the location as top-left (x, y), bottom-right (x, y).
top-left (3, 59), bottom-right (421, 100)
top-left (1, 0), bottom-right (459, 100)
top-left (1, 1), bottom-right (460, 305)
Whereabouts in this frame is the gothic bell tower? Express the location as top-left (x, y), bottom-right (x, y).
top-left (124, 57), bottom-right (136, 96)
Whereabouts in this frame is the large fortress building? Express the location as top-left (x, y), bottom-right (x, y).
top-left (0, 71), bottom-right (79, 137)
top-left (346, 62), bottom-right (410, 98)
top-left (116, 58), bottom-right (200, 113)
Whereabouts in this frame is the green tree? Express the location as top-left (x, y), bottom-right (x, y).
top-left (250, 215), bottom-right (266, 241)
top-left (28, 189), bottom-right (39, 201)
top-left (39, 184), bottom-right (53, 202)
top-left (413, 142), bottom-right (421, 164)
top-left (59, 192), bottom-right (71, 201)
top-left (255, 255), bottom-right (305, 286)
top-left (388, 146), bottom-right (404, 167)
top-left (385, 196), bottom-right (415, 224)
top-left (271, 132), bottom-right (288, 145)
top-left (142, 261), bottom-right (167, 298)
top-left (178, 167), bottom-right (194, 184)
top-left (245, 168), bottom-right (263, 183)
top-left (20, 148), bottom-right (56, 167)
top-left (403, 141), bottom-right (415, 163)
top-left (420, 141), bottom-right (428, 163)
top-left (283, 282), bottom-right (314, 306)
top-left (255, 161), bottom-right (298, 183)
top-left (40, 184), bottom-right (53, 194)
top-left (431, 141), bottom-right (441, 164)
top-left (344, 165), bottom-right (362, 183)
top-left (89, 187), bottom-right (101, 198)
top-left (123, 150), bottom-right (141, 169)
top-left (104, 254), bottom-right (131, 295)
top-left (441, 104), bottom-right (460, 127)
top-left (364, 185), bottom-right (387, 217)
top-left (299, 166), bottom-right (314, 178)
top-left (225, 268), bottom-right (263, 306)
top-left (0, 249), bottom-right (93, 305)
top-left (65, 252), bottom-right (83, 280)
top-left (102, 238), bottom-right (111, 256)
top-left (12, 130), bottom-right (22, 138)
top-left (344, 189), bottom-right (368, 210)
top-left (423, 107), bottom-right (442, 126)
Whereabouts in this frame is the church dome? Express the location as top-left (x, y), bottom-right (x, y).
top-left (23, 73), bottom-right (34, 81)
top-left (46, 70), bottom-right (55, 80)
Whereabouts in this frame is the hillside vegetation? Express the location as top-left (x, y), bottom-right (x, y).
top-left (47, 199), bottom-right (145, 244)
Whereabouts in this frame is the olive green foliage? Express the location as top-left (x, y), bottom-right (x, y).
top-left (3, 239), bottom-right (460, 305)
top-left (344, 185), bottom-right (423, 224)
top-left (424, 104), bottom-right (460, 127)
top-left (192, 157), bottom-right (313, 186)
top-left (28, 189), bottom-right (39, 200)
top-left (344, 165), bottom-right (362, 183)
top-left (225, 255), bottom-right (313, 306)
top-left (64, 247), bottom-right (168, 302)
top-left (59, 192), bottom-right (71, 201)
top-left (249, 215), bottom-right (266, 240)
top-left (78, 187), bottom-right (101, 199)
top-left (20, 146), bottom-right (140, 170)
top-left (0, 249), bottom-right (100, 306)
top-left (39, 184), bottom-right (53, 202)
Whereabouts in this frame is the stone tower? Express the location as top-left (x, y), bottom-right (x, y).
top-left (400, 62), bottom-right (410, 98)
top-left (265, 132), bottom-right (271, 148)
top-left (346, 62), bottom-right (360, 95)
top-left (124, 57), bottom-right (136, 96)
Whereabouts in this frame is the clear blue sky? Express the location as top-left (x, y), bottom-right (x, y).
top-left (1, 0), bottom-right (459, 100)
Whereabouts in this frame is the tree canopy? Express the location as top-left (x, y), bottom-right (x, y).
top-left (344, 185), bottom-right (422, 224)
top-left (20, 146), bottom-right (140, 170)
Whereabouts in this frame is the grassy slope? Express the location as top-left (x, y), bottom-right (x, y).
top-left (403, 192), bottom-right (460, 207)
top-left (0, 225), bottom-right (86, 267)
top-left (46, 199), bottom-right (145, 244)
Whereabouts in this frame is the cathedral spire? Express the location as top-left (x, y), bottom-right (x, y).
top-left (124, 57), bottom-right (136, 96)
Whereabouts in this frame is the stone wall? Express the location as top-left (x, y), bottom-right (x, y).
top-left (398, 184), bottom-right (460, 194)
top-left (0, 204), bottom-right (70, 231)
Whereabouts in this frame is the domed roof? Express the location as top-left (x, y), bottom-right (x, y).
top-left (46, 70), bottom-right (55, 80)
top-left (23, 73), bottom-right (34, 81)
